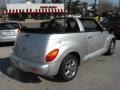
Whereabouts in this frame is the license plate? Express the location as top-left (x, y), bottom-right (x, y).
top-left (3, 31), bottom-right (15, 36)
top-left (6, 32), bottom-right (15, 35)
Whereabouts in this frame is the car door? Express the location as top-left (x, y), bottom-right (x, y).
top-left (81, 18), bottom-right (107, 54)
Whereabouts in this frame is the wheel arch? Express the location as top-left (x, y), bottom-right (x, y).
top-left (63, 51), bottom-right (81, 66)
top-left (112, 38), bottom-right (116, 45)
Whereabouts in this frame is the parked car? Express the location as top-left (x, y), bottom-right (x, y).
top-left (101, 16), bottom-right (120, 39)
top-left (0, 21), bottom-right (22, 42)
top-left (10, 17), bottom-right (116, 81)
top-left (40, 21), bottom-right (50, 28)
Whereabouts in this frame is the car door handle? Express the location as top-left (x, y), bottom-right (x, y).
top-left (88, 36), bottom-right (92, 39)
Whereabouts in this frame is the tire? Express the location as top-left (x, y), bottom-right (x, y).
top-left (58, 54), bottom-right (79, 81)
top-left (105, 40), bottom-right (115, 55)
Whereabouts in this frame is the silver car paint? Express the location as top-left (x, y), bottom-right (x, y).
top-left (10, 18), bottom-right (115, 77)
top-left (0, 29), bottom-right (18, 42)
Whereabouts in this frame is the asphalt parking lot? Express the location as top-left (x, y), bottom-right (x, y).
top-left (0, 41), bottom-right (120, 90)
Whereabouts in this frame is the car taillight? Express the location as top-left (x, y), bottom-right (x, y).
top-left (45, 49), bottom-right (59, 62)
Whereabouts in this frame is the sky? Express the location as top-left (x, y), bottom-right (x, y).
top-left (3, 0), bottom-right (120, 5)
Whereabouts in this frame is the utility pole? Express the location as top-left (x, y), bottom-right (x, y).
top-left (99, 0), bottom-right (101, 15)
top-left (2, 0), bottom-right (5, 12)
top-left (63, 0), bottom-right (65, 17)
top-left (1, 0), bottom-right (5, 22)
top-left (94, 0), bottom-right (97, 15)
top-left (7, 0), bottom-right (10, 4)
top-left (68, 0), bottom-right (72, 15)
top-left (119, 0), bottom-right (120, 13)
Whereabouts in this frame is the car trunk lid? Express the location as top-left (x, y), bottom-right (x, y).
top-left (0, 29), bottom-right (18, 36)
top-left (14, 32), bottom-right (52, 63)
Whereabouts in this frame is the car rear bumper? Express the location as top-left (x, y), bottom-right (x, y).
top-left (10, 54), bottom-right (60, 77)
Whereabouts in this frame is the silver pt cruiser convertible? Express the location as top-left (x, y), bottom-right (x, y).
top-left (10, 17), bottom-right (116, 81)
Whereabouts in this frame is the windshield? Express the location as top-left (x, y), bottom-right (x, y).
top-left (0, 23), bottom-right (19, 30)
top-left (103, 17), bottom-right (120, 26)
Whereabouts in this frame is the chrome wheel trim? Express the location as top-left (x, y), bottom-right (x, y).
top-left (64, 59), bottom-right (77, 79)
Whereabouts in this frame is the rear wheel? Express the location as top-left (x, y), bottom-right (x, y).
top-left (58, 54), bottom-right (79, 81)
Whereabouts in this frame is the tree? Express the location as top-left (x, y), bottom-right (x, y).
top-left (69, 0), bottom-right (81, 14)
top-left (41, 0), bottom-right (47, 3)
top-left (81, 2), bottom-right (88, 15)
top-left (51, 0), bottom-right (63, 3)
top-left (99, 0), bottom-right (113, 14)
top-left (81, 2), bottom-right (88, 11)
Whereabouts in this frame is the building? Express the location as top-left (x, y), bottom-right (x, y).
top-left (4, 1), bottom-right (67, 21)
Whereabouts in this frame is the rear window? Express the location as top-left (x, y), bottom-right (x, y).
top-left (20, 18), bottom-right (80, 34)
top-left (0, 23), bottom-right (19, 30)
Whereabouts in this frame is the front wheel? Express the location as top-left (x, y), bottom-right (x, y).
top-left (58, 54), bottom-right (79, 81)
top-left (105, 40), bottom-right (115, 55)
